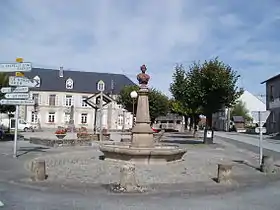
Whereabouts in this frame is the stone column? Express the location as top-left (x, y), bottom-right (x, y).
top-left (131, 86), bottom-right (154, 147)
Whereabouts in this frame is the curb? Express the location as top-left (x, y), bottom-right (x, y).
top-left (7, 172), bottom-right (280, 198)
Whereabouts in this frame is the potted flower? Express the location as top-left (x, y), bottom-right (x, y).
top-left (55, 127), bottom-right (67, 139)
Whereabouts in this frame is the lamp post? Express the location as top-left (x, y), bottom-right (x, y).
top-left (130, 91), bottom-right (138, 126)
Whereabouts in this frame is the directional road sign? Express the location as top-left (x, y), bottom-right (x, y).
top-left (0, 62), bottom-right (32, 72)
top-left (0, 99), bottom-right (35, 105)
top-left (5, 93), bottom-right (30, 99)
top-left (9, 76), bottom-right (40, 88)
top-left (97, 80), bottom-right (105, 91)
top-left (1, 87), bottom-right (29, 93)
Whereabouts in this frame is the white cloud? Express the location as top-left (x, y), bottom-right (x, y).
top-left (0, 0), bottom-right (280, 96)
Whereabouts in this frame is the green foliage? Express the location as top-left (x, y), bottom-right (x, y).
top-left (117, 85), bottom-right (169, 122)
top-left (0, 73), bottom-right (16, 113)
top-left (170, 58), bottom-right (243, 128)
top-left (170, 64), bottom-right (198, 115)
top-left (230, 100), bottom-right (252, 122)
top-left (116, 85), bottom-right (139, 113)
top-left (193, 58), bottom-right (243, 116)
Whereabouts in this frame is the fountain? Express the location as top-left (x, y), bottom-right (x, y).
top-left (99, 65), bottom-right (187, 164)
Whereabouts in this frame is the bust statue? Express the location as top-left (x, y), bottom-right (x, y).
top-left (137, 65), bottom-right (150, 85)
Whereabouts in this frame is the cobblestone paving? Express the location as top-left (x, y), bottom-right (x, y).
top-left (27, 135), bottom-right (262, 186)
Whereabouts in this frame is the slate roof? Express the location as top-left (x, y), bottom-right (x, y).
top-left (232, 116), bottom-right (245, 123)
top-left (261, 73), bottom-right (280, 84)
top-left (156, 113), bottom-right (183, 121)
top-left (23, 68), bottom-right (135, 94)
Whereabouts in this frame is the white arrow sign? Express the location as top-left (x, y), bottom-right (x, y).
top-left (0, 62), bottom-right (32, 72)
top-left (5, 93), bottom-right (30, 99)
top-left (1, 86), bottom-right (29, 93)
top-left (9, 76), bottom-right (40, 88)
top-left (0, 99), bottom-right (35, 105)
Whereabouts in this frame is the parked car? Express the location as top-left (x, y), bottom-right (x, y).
top-left (0, 118), bottom-right (34, 132)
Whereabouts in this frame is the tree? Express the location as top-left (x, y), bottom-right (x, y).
top-left (117, 85), bottom-right (169, 123)
top-left (186, 58), bottom-right (243, 128)
top-left (0, 73), bottom-right (16, 113)
top-left (230, 100), bottom-right (252, 122)
top-left (170, 64), bottom-right (201, 130)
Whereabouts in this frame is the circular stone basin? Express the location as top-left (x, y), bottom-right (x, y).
top-left (99, 142), bottom-right (187, 164)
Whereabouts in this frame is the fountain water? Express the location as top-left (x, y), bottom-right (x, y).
top-left (99, 65), bottom-right (187, 164)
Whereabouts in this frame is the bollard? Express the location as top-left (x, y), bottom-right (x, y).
top-left (260, 156), bottom-right (275, 173)
top-left (119, 164), bottom-right (137, 191)
top-left (217, 164), bottom-right (232, 183)
top-left (31, 160), bottom-right (46, 181)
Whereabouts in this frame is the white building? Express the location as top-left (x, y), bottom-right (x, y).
top-left (212, 90), bottom-right (266, 131)
top-left (18, 67), bottom-right (135, 131)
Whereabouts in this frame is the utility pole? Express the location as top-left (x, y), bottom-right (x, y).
top-left (227, 107), bottom-right (231, 132)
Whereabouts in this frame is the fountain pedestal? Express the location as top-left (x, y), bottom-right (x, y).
top-left (131, 86), bottom-right (154, 148)
top-left (99, 65), bottom-right (187, 164)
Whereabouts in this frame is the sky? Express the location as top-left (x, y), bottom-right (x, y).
top-left (0, 0), bottom-right (280, 98)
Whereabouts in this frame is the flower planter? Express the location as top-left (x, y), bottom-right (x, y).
top-left (55, 134), bottom-right (66, 139)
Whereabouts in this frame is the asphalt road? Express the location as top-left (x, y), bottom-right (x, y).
top-left (1, 135), bottom-right (280, 209)
top-left (1, 180), bottom-right (280, 210)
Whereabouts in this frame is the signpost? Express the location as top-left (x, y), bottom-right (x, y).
top-left (0, 62), bottom-right (32, 72)
top-left (5, 93), bottom-right (30, 99)
top-left (97, 80), bottom-right (105, 141)
top-left (1, 87), bottom-right (29, 93)
top-left (0, 58), bottom-right (36, 158)
top-left (0, 99), bottom-right (34, 105)
top-left (251, 111), bottom-right (271, 166)
top-left (9, 76), bottom-right (40, 88)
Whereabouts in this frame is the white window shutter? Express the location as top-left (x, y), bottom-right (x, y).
top-left (63, 96), bottom-right (66, 106)
top-left (46, 95), bottom-right (49, 106)
top-left (56, 95), bottom-right (59, 106)
top-left (38, 95), bottom-right (42, 105)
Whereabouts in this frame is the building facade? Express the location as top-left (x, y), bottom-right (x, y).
top-left (17, 67), bottom-right (135, 131)
top-left (262, 74), bottom-right (280, 134)
top-left (153, 113), bottom-right (185, 132)
top-left (212, 90), bottom-right (266, 131)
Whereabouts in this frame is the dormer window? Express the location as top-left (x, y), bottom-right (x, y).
top-left (66, 78), bottom-right (73, 89)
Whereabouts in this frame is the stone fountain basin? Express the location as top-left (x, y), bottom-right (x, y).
top-left (99, 142), bottom-right (187, 164)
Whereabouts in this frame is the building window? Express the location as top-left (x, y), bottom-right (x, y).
top-left (31, 112), bottom-right (38, 123)
top-left (272, 111), bottom-right (275, 122)
top-left (65, 95), bottom-right (72, 106)
top-left (270, 85), bottom-right (274, 101)
top-left (82, 96), bottom-right (88, 107)
top-left (81, 113), bottom-right (88, 124)
top-left (117, 114), bottom-right (123, 126)
top-left (48, 112), bottom-right (55, 123)
top-left (49, 94), bottom-right (56, 106)
top-left (66, 78), bottom-right (73, 89)
top-left (97, 80), bottom-right (105, 91)
top-left (32, 93), bottom-right (39, 104)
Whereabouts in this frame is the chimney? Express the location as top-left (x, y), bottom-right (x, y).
top-left (59, 66), bottom-right (63, 78)
top-left (110, 79), bottom-right (114, 95)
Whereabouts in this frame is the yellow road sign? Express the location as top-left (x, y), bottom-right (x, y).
top-left (15, 58), bottom-right (24, 76)
top-left (15, 72), bottom-right (24, 77)
top-left (16, 58), bottom-right (23, 63)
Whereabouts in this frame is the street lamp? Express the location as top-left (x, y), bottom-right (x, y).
top-left (130, 91), bottom-right (138, 116)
